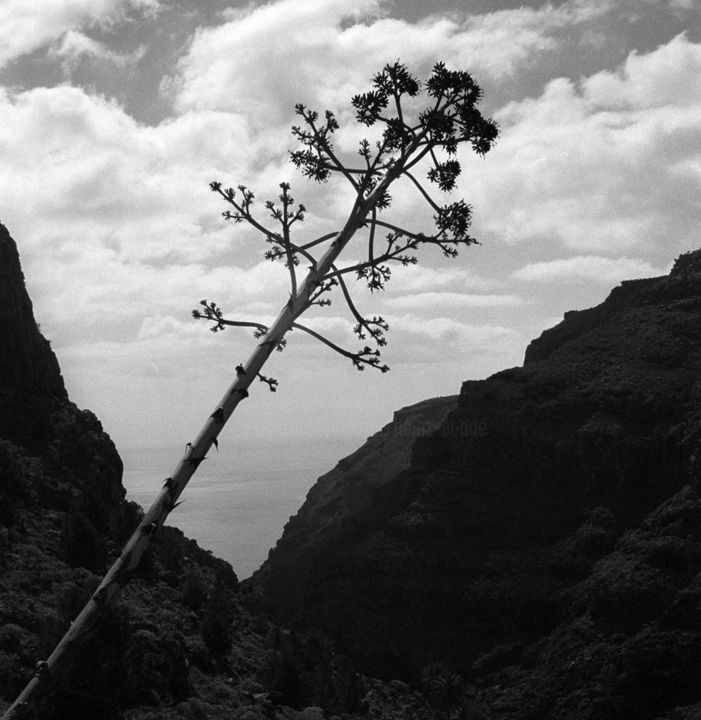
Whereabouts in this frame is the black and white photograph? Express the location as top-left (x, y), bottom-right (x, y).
top-left (1, 1), bottom-right (700, 718)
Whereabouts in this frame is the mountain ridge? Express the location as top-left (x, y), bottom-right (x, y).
top-left (254, 247), bottom-right (701, 719)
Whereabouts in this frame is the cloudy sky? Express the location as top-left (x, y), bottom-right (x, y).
top-left (1, 0), bottom-right (700, 457)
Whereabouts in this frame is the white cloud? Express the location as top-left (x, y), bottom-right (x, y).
top-left (0, 83), bottom-right (302, 358)
top-left (464, 33), bottom-right (701, 256)
top-left (377, 312), bottom-right (523, 371)
top-left (387, 264), bottom-right (499, 293)
top-left (0, 84), bottom-right (256, 249)
top-left (581, 33), bottom-right (701, 109)
top-left (292, 314), bottom-right (350, 342)
top-left (48, 30), bottom-right (146, 73)
top-left (455, 0), bottom-right (613, 77)
top-left (169, 0), bottom-right (613, 125)
top-left (511, 255), bottom-right (666, 284)
top-left (161, 0), bottom-right (694, 279)
top-left (669, 0), bottom-right (695, 13)
top-left (171, 0), bottom-right (383, 121)
top-left (2, 0), bottom-right (698, 451)
top-left (384, 292), bottom-right (521, 310)
top-left (0, 0), bottom-right (159, 68)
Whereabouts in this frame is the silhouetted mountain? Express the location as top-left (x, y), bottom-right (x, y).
top-left (6, 215), bottom-right (701, 719)
top-left (0, 223), bottom-right (67, 449)
top-left (255, 248), bottom-right (701, 719)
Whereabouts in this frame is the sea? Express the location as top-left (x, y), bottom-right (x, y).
top-left (120, 436), bottom-right (360, 580)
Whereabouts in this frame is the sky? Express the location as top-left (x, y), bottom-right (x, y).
top-left (1, 0), bottom-right (700, 458)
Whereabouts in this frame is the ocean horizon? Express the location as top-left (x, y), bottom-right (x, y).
top-left (120, 435), bottom-right (362, 579)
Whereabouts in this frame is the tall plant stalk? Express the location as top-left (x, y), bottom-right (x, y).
top-left (3, 61), bottom-right (497, 718)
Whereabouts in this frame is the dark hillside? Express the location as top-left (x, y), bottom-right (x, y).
top-left (256, 248), bottom-right (701, 719)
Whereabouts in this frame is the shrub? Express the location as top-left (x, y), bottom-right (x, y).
top-left (60, 509), bottom-right (106, 572)
top-left (421, 662), bottom-right (465, 719)
top-left (200, 597), bottom-right (232, 661)
top-left (182, 569), bottom-right (207, 611)
top-left (124, 630), bottom-right (189, 704)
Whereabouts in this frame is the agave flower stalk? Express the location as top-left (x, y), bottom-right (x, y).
top-left (3, 61), bottom-right (497, 719)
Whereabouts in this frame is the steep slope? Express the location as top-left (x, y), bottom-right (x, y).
top-left (0, 222), bottom-right (238, 718)
top-left (0, 224), bottom-right (68, 451)
top-left (253, 395), bottom-right (459, 608)
top-left (255, 249), bottom-right (701, 718)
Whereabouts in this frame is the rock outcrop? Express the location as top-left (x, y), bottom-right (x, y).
top-left (0, 223), bottom-right (67, 450)
top-left (253, 395), bottom-right (458, 608)
top-left (255, 248), bottom-right (701, 719)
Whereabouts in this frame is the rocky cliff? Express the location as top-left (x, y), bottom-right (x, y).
top-left (0, 224), bottom-right (66, 450)
top-left (0, 222), bottom-right (238, 718)
top-left (253, 395), bottom-right (459, 609)
top-left (255, 249), bottom-right (701, 719)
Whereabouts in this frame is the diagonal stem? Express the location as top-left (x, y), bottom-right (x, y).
top-left (1, 126), bottom-right (424, 720)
